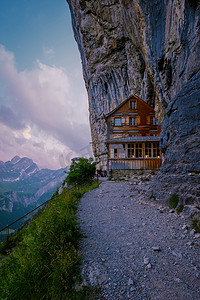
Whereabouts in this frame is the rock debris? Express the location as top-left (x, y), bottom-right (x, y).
top-left (78, 181), bottom-right (200, 299)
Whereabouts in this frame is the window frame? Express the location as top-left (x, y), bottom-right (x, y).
top-left (135, 143), bottom-right (143, 158)
top-left (110, 142), bottom-right (161, 159)
top-left (110, 143), bottom-right (125, 158)
top-left (145, 143), bottom-right (152, 158)
top-left (114, 117), bottom-right (122, 126)
top-left (152, 142), bottom-right (160, 157)
top-left (144, 142), bottom-right (160, 158)
top-left (130, 100), bottom-right (136, 110)
top-left (127, 143), bottom-right (135, 158)
top-left (150, 116), bottom-right (158, 125)
top-left (118, 144), bottom-right (126, 158)
top-left (129, 117), bottom-right (137, 126)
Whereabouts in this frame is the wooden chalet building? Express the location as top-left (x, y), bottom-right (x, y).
top-left (105, 95), bottom-right (162, 171)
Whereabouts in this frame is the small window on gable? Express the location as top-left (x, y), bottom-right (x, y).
top-left (129, 117), bottom-right (137, 126)
top-left (114, 118), bottom-right (121, 126)
top-left (150, 116), bottom-right (157, 125)
top-left (130, 100), bottom-right (136, 109)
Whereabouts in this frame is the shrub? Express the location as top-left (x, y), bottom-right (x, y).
top-left (150, 194), bottom-right (156, 200)
top-left (176, 204), bottom-right (184, 215)
top-left (168, 194), bottom-right (179, 209)
top-left (192, 219), bottom-right (200, 233)
top-left (66, 158), bottom-right (96, 187)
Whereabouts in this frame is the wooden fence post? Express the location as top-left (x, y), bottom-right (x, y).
top-left (6, 225), bottom-right (9, 241)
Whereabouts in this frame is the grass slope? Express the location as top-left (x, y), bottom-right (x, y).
top-left (0, 181), bottom-right (99, 300)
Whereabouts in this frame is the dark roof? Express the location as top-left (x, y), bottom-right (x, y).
top-left (105, 94), bottom-right (154, 118)
top-left (106, 136), bottom-right (160, 143)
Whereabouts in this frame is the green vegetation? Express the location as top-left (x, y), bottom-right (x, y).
top-left (176, 204), bottom-right (184, 215)
top-left (0, 181), bottom-right (99, 300)
top-left (168, 194), bottom-right (179, 209)
top-left (150, 194), bottom-right (156, 200)
top-left (0, 227), bottom-right (25, 254)
top-left (192, 218), bottom-right (200, 233)
top-left (65, 158), bottom-right (96, 187)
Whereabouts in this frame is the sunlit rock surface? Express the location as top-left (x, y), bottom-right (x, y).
top-left (67, 0), bottom-right (200, 203)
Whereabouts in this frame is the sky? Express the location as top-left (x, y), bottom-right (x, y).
top-left (0, 0), bottom-right (92, 170)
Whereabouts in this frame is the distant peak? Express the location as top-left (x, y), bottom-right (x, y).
top-left (20, 157), bottom-right (33, 163)
top-left (11, 156), bottom-right (21, 164)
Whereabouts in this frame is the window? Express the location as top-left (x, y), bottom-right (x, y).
top-left (110, 142), bottom-right (160, 159)
top-left (118, 144), bottom-right (126, 158)
top-left (127, 143), bottom-right (143, 158)
top-left (153, 142), bottom-right (160, 157)
top-left (127, 143), bottom-right (135, 158)
top-left (150, 116), bottom-right (157, 125)
top-left (145, 142), bottom-right (160, 157)
top-left (129, 117), bottom-right (137, 126)
top-left (145, 143), bottom-right (152, 158)
top-left (110, 144), bottom-right (118, 158)
top-left (114, 118), bottom-right (121, 126)
top-left (110, 144), bottom-right (125, 158)
top-left (135, 143), bottom-right (142, 157)
top-left (130, 100), bottom-right (136, 109)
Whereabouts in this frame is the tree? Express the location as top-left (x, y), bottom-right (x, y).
top-left (66, 158), bottom-right (96, 186)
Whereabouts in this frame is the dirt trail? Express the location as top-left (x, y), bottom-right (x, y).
top-left (78, 181), bottom-right (200, 300)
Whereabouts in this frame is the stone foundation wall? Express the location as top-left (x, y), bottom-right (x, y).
top-left (109, 169), bottom-right (158, 180)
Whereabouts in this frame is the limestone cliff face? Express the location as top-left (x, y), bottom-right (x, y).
top-left (67, 0), bottom-right (200, 202)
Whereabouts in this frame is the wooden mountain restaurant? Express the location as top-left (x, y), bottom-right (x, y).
top-left (105, 95), bottom-right (162, 171)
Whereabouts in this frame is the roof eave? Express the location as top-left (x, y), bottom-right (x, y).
top-left (105, 94), bottom-right (154, 118)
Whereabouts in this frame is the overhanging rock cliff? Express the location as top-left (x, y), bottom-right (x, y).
top-left (67, 0), bottom-right (200, 204)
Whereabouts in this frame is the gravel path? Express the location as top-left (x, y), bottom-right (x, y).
top-left (78, 181), bottom-right (200, 300)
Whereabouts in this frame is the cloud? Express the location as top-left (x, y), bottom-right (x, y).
top-left (0, 103), bottom-right (25, 130)
top-left (0, 44), bottom-right (91, 169)
top-left (42, 46), bottom-right (55, 57)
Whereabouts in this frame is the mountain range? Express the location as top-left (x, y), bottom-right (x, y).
top-left (0, 156), bottom-right (67, 235)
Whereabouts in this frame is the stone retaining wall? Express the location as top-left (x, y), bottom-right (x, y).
top-left (109, 169), bottom-right (158, 180)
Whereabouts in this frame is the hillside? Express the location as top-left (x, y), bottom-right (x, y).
top-left (0, 181), bottom-right (99, 299)
top-left (0, 156), bottom-right (67, 232)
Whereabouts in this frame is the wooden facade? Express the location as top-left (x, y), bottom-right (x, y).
top-left (105, 95), bottom-right (162, 170)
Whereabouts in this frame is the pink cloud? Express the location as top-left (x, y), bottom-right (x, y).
top-left (0, 45), bottom-right (91, 169)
